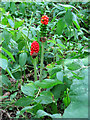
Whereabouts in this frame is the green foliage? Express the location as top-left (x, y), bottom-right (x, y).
top-left (0, 2), bottom-right (89, 119)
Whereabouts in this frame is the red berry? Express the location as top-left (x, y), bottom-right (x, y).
top-left (41, 15), bottom-right (49, 25)
top-left (30, 41), bottom-right (39, 56)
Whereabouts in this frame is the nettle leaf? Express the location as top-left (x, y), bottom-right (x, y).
top-left (56, 71), bottom-right (63, 82)
top-left (15, 97), bottom-right (33, 107)
top-left (35, 91), bottom-right (53, 104)
top-left (34, 79), bottom-right (62, 89)
top-left (19, 52), bottom-right (27, 67)
top-left (21, 83), bottom-right (37, 97)
top-left (56, 18), bottom-right (65, 36)
top-left (0, 58), bottom-right (8, 70)
top-left (35, 110), bottom-right (61, 118)
top-left (66, 62), bottom-right (81, 71)
top-left (2, 47), bottom-right (15, 62)
top-left (65, 9), bottom-right (73, 26)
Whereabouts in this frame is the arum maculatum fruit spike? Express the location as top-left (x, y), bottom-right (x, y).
top-left (30, 41), bottom-right (39, 59)
top-left (41, 15), bottom-right (49, 25)
top-left (40, 15), bottom-right (49, 39)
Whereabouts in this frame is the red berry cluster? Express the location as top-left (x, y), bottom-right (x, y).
top-left (30, 41), bottom-right (39, 56)
top-left (41, 15), bottom-right (49, 25)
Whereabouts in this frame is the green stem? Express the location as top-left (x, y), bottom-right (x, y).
top-left (40, 42), bottom-right (44, 82)
top-left (34, 58), bottom-right (37, 81)
top-left (27, 12), bottom-right (33, 51)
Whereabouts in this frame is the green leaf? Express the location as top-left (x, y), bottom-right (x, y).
top-left (35, 110), bottom-right (61, 118)
top-left (18, 41), bottom-right (26, 50)
top-left (0, 58), bottom-right (8, 70)
top-left (59, 4), bottom-right (78, 12)
top-left (34, 79), bottom-right (62, 89)
top-left (72, 12), bottom-right (80, 30)
top-left (56, 71), bottom-right (63, 82)
top-left (2, 47), bottom-right (15, 62)
top-left (0, 53), bottom-right (8, 61)
top-left (51, 84), bottom-right (65, 99)
top-left (21, 83), bottom-right (37, 97)
top-left (10, 2), bottom-right (16, 13)
top-left (63, 68), bottom-right (88, 118)
top-left (0, 74), bottom-right (11, 86)
top-left (15, 20), bottom-right (24, 29)
top-left (6, 67), bottom-right (15, 80)
top-left (19, 3), bottom-right (25, 14)
top-left (48, 66), bottom-right (62, 76)
top-left (8, 19), bottom-right (14, 28)
top-left (19, 52), bottom-right (27, 67)
top-left (56, 18), bottom-right (65, 36)
top-left (66, 62), bottom-right (81, 71)
top-left (15, 97), bottom-right (33, 107)
top-left (35, 91), bottom-right (53, 104)
top-left (65, 10), bottom-right (73, 26)
top-left (2, 30), bottom-right (11, 43)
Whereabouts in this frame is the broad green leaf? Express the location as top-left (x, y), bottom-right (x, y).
top-left (65, 10), bottom-right (73, 26)
top-left (56, 71), bottom-right (63, 82)
top-left (19, 52), bottom-right (27, 67)
top-left (67, 62), bottom-right (81, 71)
top-left (0, 74), bottom-right (11, 86)
top-left (2, 47), bottom-right (15, 62)
top-left (63, 68), bottom-right (88, 118)
top-left (0, 58), bottom-right (8, 70)
top-left (21, 83), bottom-right (37, 96)
top-left (56, 18), bottom-right (65, 36)
top-left (34, 79), bottom-right (62, 89)
top-left (15, 97), bottom-right (33, 107)
top-left (35, 91), bottom-right (53, 104)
